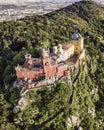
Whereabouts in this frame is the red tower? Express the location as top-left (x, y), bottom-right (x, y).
top-left (41, 48), bottom-right (52, 79)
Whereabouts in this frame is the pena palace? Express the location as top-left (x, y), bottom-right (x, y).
top-left (14, 32), bottom-right (85, 89)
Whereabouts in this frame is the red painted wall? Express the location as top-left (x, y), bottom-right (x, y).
top-left (57, 65), bottom-right (67, 77)
top-left (17, 70), bottom-right (44, 80)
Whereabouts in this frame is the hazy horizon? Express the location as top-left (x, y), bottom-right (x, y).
top-left (0, 0), bottom-right (82, 5)
top-left (0, 0), bottom-right (103, 5)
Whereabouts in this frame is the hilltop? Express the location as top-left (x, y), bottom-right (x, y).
top-left (0, 1), bottom-right (104, 130)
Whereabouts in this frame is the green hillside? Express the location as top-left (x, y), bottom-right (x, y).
top-left (0, 1), bottom-right (104, 130)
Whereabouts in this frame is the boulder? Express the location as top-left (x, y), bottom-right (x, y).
top-left (88, 107), bottom-right (95, 117)
top-left (13, 106), bottom-right (20, 113)
top-left (67, 115), bottom-right (80, 128)
top-left (78, 126), bottom-right (83, 130)
top-left (18, 97), bottom-right (27, 106)
top-left (14, 118), bottom-right (21, 124)
top-left (70, 115), bottom-right (79, 125)
top-left (67, 117), bottom-right (72, 127)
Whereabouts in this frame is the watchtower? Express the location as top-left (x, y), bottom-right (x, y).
top-left (71, 31), bottom-right (84, 54)
top-left (41, 48), bottom-right (52, 79)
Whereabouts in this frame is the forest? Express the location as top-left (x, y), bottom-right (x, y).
top-left (0, 0), bottom-right (104, 130)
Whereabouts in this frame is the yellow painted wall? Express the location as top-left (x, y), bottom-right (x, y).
top-left (65, 45), bottom-right (74, 60)
top-left (71, 38), bottom-right (84, 54)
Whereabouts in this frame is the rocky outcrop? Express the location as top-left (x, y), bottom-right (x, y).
top-left (90, 88), bottom-right (98, 97)
top-left (20, 88), bottom-right (29, 97)
top-left (78, 126), bottom-right (83, 130)
top-left (13, 97), bottom-right (28, 113)
top-left (13, 106), bottom-right (20, 114)
top-left (18, 97), bottom-right (27, 110)
top-left (67, 115), bottom-right (80, 128)
top-left (88, 107), bottom-right (95, 117)
top-left (14, 118), bottom-right (21, 125)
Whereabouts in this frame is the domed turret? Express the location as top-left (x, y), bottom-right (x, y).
top-left (71, 32), bottom-right (82, 40)
top-left (71, 31), bottom-right (84, 54)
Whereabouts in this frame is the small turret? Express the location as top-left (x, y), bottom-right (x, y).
top-left (41, 48), bottom-right (50, 59)
top-left (58, 44), bottom-right (63, 53)
top-left (53, 46), bottom-right (58, 55)
top-left (25, 53), bottom-right (31, 60)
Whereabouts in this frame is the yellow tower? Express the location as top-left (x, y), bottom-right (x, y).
top-left (71, 32), bottom-right (84, 54)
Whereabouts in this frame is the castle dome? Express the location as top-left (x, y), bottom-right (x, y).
top-left (71, 32), bottom-right (82, 40)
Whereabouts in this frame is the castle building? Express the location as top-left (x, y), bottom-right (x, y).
top-left (15, 32), bottom-right (85, 88)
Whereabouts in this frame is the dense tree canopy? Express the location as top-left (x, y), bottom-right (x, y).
top-left (0, 1), bottom-right (104, 130)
